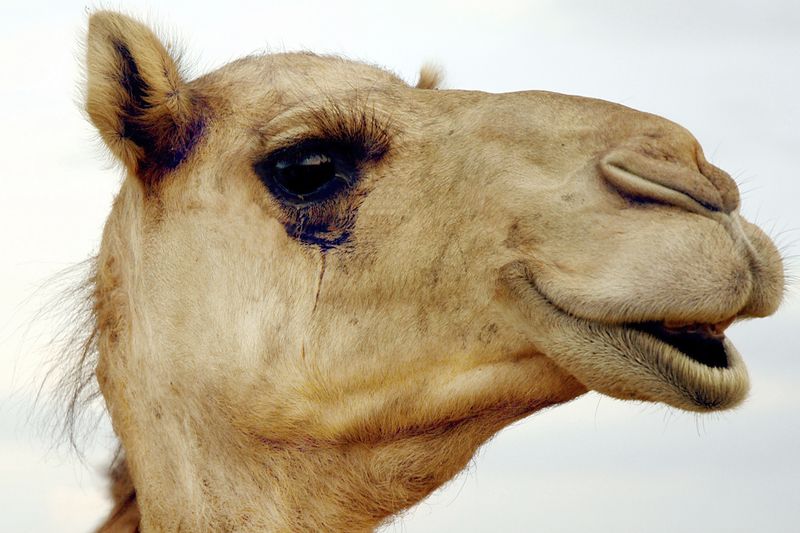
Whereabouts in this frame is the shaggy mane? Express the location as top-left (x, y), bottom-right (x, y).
top-left (37, 259), bottom-right (102, 453)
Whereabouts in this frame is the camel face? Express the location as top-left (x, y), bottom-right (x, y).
top-left (84, 12), bottom-right (783, 530)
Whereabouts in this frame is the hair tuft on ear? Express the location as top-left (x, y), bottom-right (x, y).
top-left (415, 64), bottom-right (444, 90)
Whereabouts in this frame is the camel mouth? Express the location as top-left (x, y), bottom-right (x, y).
top-left (506, 264), bottom-right (750, 412)
top-left (558, 311), bottom-right (748, 411)
top-left (628, 321), bottom-right (730, 369)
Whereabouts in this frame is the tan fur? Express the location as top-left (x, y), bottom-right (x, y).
top-left (80, 11), bottom-right (784, 532)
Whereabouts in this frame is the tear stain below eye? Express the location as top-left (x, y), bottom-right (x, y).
top-left (284, 219), bottom-right (353, 251)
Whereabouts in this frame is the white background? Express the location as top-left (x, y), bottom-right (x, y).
top-left (1, 1), bottom-right (798, 532)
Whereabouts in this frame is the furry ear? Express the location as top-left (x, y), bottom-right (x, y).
top-left (85, 11), bottom-right (203, 184)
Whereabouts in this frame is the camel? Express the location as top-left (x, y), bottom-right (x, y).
top-left (70, 10), bottom-right (784, 532)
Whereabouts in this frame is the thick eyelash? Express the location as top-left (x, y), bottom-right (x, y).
top-left (304, 100), bottom-right (393, 162)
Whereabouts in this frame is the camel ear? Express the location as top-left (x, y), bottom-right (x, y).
top-left (85, 11), bottom-right (203, 184)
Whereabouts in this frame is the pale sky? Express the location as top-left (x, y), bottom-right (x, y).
top-left (1, 1), bottom-right (798, 532)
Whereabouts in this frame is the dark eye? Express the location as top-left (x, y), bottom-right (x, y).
top-left (254, 142), bottom-right (358, 204)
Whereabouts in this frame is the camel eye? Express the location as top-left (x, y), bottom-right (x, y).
top-left (255, 142), bottom-right (358, 204)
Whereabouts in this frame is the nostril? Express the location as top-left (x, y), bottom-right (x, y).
top-left (600, 148), bottom-right (736, 215)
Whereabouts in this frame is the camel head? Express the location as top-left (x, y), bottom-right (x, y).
top-left (83, 11), bottom-right (784, 532)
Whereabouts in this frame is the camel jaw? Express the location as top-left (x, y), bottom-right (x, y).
top-left (505, 264), bottom-right (750, 412)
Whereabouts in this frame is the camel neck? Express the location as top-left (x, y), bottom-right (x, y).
top-left (119, 403), bottom-right (546, 532)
